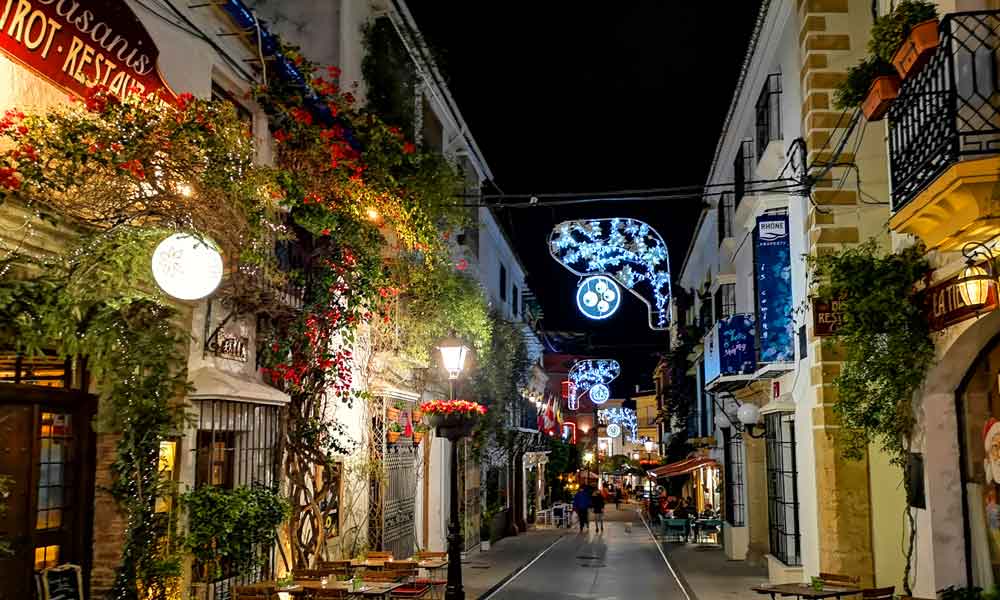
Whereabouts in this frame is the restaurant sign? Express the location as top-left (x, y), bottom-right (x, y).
top-left (0, 0), bottom-right (173, 100)
top-left (927, 270), bottom-right (998, 331)
top-left (813, 298), bottom-right (845, 337)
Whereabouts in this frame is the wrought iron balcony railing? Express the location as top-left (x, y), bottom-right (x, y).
top-left (888, 10), bottom-right (1000, 212)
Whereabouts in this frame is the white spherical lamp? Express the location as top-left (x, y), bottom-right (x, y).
top-left (151, 233), bottom-right (223, 301)
top-left (714, 413), bottom-right (732, 429)
top-left (737, 403), bottom-right (761, 427)
top-left (643, 439), bottom-right (655, 453)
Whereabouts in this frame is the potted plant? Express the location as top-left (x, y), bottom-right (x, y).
top-left (413, 422), bottom-right (428, 444)
top-left (869, 0), bottom-right (939, 79)
top-left (387, 421), bottom-right (403, 443)
top-left (836, 57), bottom-right (900, 120)
top-left (420, 400), bottom-right (487, 441)
top-left (387, 401), bottom-right (402, 423)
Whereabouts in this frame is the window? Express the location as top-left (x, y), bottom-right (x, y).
top-left (36, 412), bottom-right (73, 531)
top-left (512, 285), bottom-right (519, 317)
top-left (698, 296), bottom-right (713, 330)
top-left (499, 264), bottom-right (507, 302)
top-left (733, 140), bottom-right (754, 211)
top-left (212, 82), bottom-right (253, 133)
top-left (714, 283), bottom-right (736, 320)
top-left (765, 411), bottom-right (800, 566)
top-left (723, 428), bottom-right (745, 527)
top-left (755, 73), bottom-right (782, 161)
top-left (717, 192), bottom-right (735, 245)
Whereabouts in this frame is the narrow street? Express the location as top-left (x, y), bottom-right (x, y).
top-left (485, 508), bottom-right (687, 600)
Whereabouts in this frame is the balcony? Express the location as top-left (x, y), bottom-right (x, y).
top-left (888, 10), bottom-right (1000, 251)
top-left (754, 73), bottom-right (784, 180)
top-left (703, 313), bottom-right (756, 393)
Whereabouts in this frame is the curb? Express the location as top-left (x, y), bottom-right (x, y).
top-left (637, 509), bottom-right (699, 600)
top-left (474, 533), bottom-right (566, 599)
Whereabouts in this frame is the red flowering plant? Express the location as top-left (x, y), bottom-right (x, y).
top-left (419, 400), bottom-right (488, 417)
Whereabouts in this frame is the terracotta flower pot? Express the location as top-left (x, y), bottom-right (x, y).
top-left (387, 407), bottom-right (401, 423)
top-left (427, 412), bottom-right (481, 441)
top-left (411, 408), bottom-right (423, 422)
top-left (413, 431), bottom-right (424, 444)
top-left (862, 75), bottom-right (901, 121)
top-left (892, 19), bottom-right (939, 79)
top-left (387, 430), bottom-right (401, 443)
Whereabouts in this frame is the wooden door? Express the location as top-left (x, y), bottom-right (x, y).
top-left (0, 388), bottom-right (96, 599)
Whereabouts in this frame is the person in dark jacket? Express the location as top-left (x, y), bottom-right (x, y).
top-left (591, 487), bottom-right (606, 532)
top-left (573, 486), bottom-right (591, 531)
top-left (614, 487), bottom-right (623, 510)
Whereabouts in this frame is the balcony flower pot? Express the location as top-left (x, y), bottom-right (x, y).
top-left (413, 431), bottom-right (424, 444)
top-left (421, 400), bottom-right (487, 441)
top-left (892, 19), bottom-right (939, 79)
top-left (861, 75), bottom-right (901, 121)
top-left (387, 430), bottom-right (401, 444)
top-left (387, 407), bottom-right (401, 423)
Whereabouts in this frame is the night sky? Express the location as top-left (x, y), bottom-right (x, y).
top-left (409, 2), bottom-right (763, 394)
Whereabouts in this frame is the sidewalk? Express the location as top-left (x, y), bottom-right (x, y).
top-left (461, 527), bottom-right (567, 599)
top-left (661, 539), bottom-right (769, 600)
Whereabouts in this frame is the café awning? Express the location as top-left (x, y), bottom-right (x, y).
top-left (647, 457), bottom-right (718, 479)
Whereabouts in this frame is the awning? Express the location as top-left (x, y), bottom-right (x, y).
top-left (647, 457), bottom-right (718, 479)
top-left (188, 367), bottom-right (290, 405)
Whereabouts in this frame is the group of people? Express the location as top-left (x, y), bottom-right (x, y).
top-left (571, 484), bottom-right (625, 532)
top-left (648, 490), bottom-right (718, 521)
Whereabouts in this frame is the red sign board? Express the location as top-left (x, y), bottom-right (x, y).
top-left (813, 298), bottom-right (845, 337)
top-left (0, 0), bottom-right (174, 101)
top-left (927, 271), bottom-right (999, 331)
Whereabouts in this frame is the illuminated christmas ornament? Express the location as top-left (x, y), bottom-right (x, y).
top-left (549, 218), bottom-right (672, 329)
top-left (151, 233), bottom-right (223, 300)
top-left (589, 383), bottom-right (610, 404)
top-left (606, 423), bottom-right (622, 438)
top-left (568, 359), bottom-right (621, 408)
top-left (576, 275), bottom-right (621, 320)
top-left (597, 407), bottom-right (639, 442)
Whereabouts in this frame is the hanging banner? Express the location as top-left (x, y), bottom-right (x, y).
top-left (754, 214), bottom-right (794, 363)
top-left (0, 0), bottom-right (174, 101)
top-left (705, 313), bottom-right (756, 384)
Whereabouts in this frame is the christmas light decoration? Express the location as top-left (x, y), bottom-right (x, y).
top-left (568, 359), bottom-right (621, 409)
top-left (549, 218), bottom-right (672, 329)
top-left (151, 233), bottom-right (223, 301)
top-left (597, 407), bottom-right (639, 442)
top-left (589, 383), bottom-right (610, 405)
top-left (576, 275), bottom-right (621, 320)
top-left (606, 423), bottom-right (622, 438)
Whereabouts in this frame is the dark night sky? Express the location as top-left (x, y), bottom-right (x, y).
top-left (408, 2), bottom-right (763, 394)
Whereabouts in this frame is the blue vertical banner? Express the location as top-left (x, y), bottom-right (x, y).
top-left (754, 214), bottom-right (794, 363)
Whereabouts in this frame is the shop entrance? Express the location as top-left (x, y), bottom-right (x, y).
top-left (0, 356), bottom-right (96, 600)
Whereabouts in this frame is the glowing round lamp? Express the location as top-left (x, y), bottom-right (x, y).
top-left (632, 452), bottom-right (640, 460)
top-left (437, 336), bottom-right (470, 380)
top-left (959, 262), bottom-right (991, 306)
top-left (714, 413), bottom-right (732, 430)
top-left (576, 275), bottom-right (621, 320)
top-left (737, 403), bottom-right (761, 427)
top-left (151, 233), bottom-right (223, 301)
top-left (644, 439), bottom-right (655, 453)
top-left (606, 423), bottom-right (622, 438)
top-left (589, 383), bottom-right (610, 405)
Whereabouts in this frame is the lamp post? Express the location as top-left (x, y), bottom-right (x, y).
top-left (643, 438), bottom-right (655, 463)
top-left (437, 337), bottom-right (471, 600)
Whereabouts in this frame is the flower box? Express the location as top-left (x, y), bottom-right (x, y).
top-left (862, 75), bottom-right (901, 121)
top-left (421, 400), bottom-right (487, 440)
top-left (892, 19), bottom-right (939, 80)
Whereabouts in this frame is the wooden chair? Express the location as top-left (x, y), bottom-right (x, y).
top-left (819, 572), bottom-right (861, 588)
top-left (233, 586), bottom-right (272, 600)
top-left (413, 551), bottom-right (446, 559)
top-left (389, 583), bottom-right (431, 599)
top-left (364, 571), bottom-right (405, 582)
top-left (862, 587), bottom-right (895, 600)
top-left (294, 568), bottom-right (334, 581)
top-left (366, 551), bottom-right (393, 559)
top-left (385, 560), bottom-right (419, 571)
top-left (412, 553), bottom-right (447, 599)
top-left (312, 590), bottom-right (349, 599)
top-left (318, 560), bottom-right (352, 576)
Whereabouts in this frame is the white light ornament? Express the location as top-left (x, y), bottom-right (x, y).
top-left (606, 423), bottom-right (622, 438)
top-left (549, 218), bottom-right (672, 330)
top-left (151, 233), bottom-right (223, 301)
top-left (597, 407), bottom-right (639, 442)
top-left (576, 275), bottom-right (621, 320)
top-left (568, 359), bottom-right (621, 408)
top-left (589, 383), bottom-right (610, 404)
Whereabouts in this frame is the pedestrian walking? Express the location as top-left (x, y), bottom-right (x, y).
top-left (614, 487), bottom-right (623, 510)
top-left (591, 487), bottom-right (606, 533)
top-left (573, 486), bottom-right (591, 532)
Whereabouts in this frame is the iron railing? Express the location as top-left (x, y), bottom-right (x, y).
top-left (755, 73), bottom-right (783, 161)
top-left (733, 140), bottom-right (755, 212)
top-left (888, 10), bottom-right (1000, 211)
top-left (765, 411), bottom-right (800, 566)
top-left (723, 428), bottom-right (746, 527)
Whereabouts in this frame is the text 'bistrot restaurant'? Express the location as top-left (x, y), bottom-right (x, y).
top-left (0, 1), bottom-right (292, 598)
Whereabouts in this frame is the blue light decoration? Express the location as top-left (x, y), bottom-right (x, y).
top-left (704, 314), bottom-right (757, 384)
top-left (606, 423), bottom-right (622, 438)
top-left (597, 407), bottom-right (639, 443)
top-left (568, 359), bottom-right (621, 409)
top-left (589, 383), bottom-right (610, 405)
top-left (549, 218), bottom-right (672, 330)
top-left (576, 275), bottom-right (621, 320)
top-left (754, 214), bottom-right (794, 363)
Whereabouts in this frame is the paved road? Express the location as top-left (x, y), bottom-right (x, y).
top-left (484, 507), bottom-right (688, 599)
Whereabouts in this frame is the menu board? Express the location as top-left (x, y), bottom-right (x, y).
top-left (39, 564), bottom-right (83, 600)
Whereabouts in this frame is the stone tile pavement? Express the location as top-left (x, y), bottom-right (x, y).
top-left (460, 527), bottom-right (567, 599)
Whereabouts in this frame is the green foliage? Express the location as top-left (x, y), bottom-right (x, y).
top-left (834, 57), bottom-right (897, 110)
top-left (0, 229), bottom-right (190, 599)
top-left (181, 484), bottom-right (290, 582)
top-left (869, 0), bottom-right (938, 63)
top-left (362, 17), bottom-right (418, 134)
top-left (470, 311), bottom-right (531, 456)
top-left (808, 239), bottom-right (933, 465)
top-left (543, 436), bottom-right (580, 503)
top-left (941, 586), bottom-right (1000, 600)
top-left (0, 474), bottom-right (12, 557)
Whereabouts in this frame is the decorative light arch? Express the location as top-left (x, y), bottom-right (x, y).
top-left (549, 218), bottom-right (672, 329)
top-left (597, 407), bottom-right (639, 443)
top-left (568, 359), bottom-right (621, 409)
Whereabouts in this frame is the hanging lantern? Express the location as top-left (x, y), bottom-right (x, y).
top-left (151, 233), bottom-right (223, 301)
top-left (959, 262), bottom-right (992, 306)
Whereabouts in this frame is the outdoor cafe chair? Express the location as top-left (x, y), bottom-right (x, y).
top-left (364, 571), bottom-right (406, 583)
top-left (233, 586), bottom-right (272, 600)
top-left (695, 519), bottom-right (722, 544)
top-left (312, 590), bottom-right (350, 599)
top-left (820, 572), bottom-right (860, 588)
top-left (862, 587), bottom-right (895, 600)
top-left (295, 568), bottom-right (335, 581)
top-left (319, 560), bottom-right (352, 574)
top-left (366, 551), bottom-right (393, 560)
top-left (659, 516), bottom-right (689, 542)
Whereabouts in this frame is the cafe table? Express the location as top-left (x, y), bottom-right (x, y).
top-left (752, 583), bottom-right (861, 599)
top-left (256, 579), bottom-right (405, 599)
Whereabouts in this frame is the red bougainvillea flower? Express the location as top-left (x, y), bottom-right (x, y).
top-left (402, 142), bottom-right (416, 154)
top-left (291, 107), bottom-right (313, 125)
top-left (176, 92), bottom-right (195, 110)
top-left (456, 259), bottom-right (468, 271)
top-left (273, 129), bottom-right (290, 143)
top-left (419, 400), bottom-right (487, 417)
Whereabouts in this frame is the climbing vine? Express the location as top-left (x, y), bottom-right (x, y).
top-left (659, 287), bottom-right (700, 463)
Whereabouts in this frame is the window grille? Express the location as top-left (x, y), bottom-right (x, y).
top-left (733, 140), bottom-right (754, 211)
top-left (755, 73), bottom-right (782, 161)
top-left (717, 193), bottom-right (735, 245)
top-left (723, 428), bottom-right (745, 527)
top-left (714, 284), bottom-right (736, 321)
top-left (765, 411), bottom-right (800, 566)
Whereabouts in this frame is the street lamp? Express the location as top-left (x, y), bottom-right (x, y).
top-left (737, 403), bottom-right (766, 438)
top-left (437, 337), bottom-right (472, 600)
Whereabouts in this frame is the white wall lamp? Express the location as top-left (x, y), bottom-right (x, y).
top-left (712, 394), bottom-right (766, 439)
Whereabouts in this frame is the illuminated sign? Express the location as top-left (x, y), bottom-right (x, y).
top-left (576, 275), bottom-right (620, 320)
top-left (0, 0), bottom-right (174, 101)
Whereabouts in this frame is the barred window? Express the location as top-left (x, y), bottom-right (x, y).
top-left (765, 411), bottom-right (800, 566)
top-left (755, 73), bottom-right (782, 160)
top-left (723, 428), bottom-right (745, 527)
top-left (714, 284), bottom-right (736, 321)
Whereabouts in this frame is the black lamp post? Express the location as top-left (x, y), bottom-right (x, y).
top-left (436, 336), bottom-right (472, 600)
